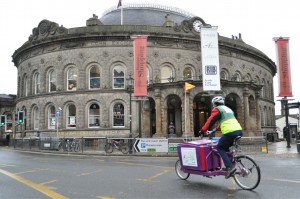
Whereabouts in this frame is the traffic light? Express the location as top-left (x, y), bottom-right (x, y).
top-left (18, 111), bottom-right (24, 124)
top-left (0, 115), bottom-right (6, 126)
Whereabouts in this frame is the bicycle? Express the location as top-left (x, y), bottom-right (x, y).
top-left (105, 139), bottom-right (129, 154)
top-left (175, 130), bottom-right (261, 190)
top-left (57, 138), bottom-right (81, 152)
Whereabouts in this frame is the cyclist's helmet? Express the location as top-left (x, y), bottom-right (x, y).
top-left (212, 96), bottom-right (224, 107)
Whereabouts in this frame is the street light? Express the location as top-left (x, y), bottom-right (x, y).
top-left (56, 107), bottom-right (62, 137)
top-left (127, 73), bottom-right (134, 154)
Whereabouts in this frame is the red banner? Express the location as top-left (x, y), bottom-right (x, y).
top-left (133, 36), bottom-right (148, 97)
top-left (274, 37), bottom-right (293, 97)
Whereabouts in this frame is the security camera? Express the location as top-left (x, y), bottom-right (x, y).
top-left (57, 107), bottom-right (62, 111)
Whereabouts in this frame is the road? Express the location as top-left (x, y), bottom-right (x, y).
top-left (0, 148), bottom-right (300, 199)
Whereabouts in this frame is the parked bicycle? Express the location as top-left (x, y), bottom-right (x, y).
top-left (105, 139), bottom-right (129, 154)
top-left (57, 138), bottom-right (81, 152)
top-left (175, 130), bottom-right (261, 190)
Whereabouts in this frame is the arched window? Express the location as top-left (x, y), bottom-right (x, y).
top-left (113, 65), bottom-right (125, 89)
top-left (261, 79), bottom-right (265, 98)
top-left (183, 67), bottom-right (193, 80)
top-left (232, 72), bottom-right (241, 82)
top-left (245, 73), bottom-right (252, 82)
top-left (33, 107), bottom-right (39, 130)
top-left (24, 75), bottom-right (28, 96)
top-left (220, 70), bottom-right (229, 80)
top-left (89, 103), bottom-right (100, 128)
top-left (147, 67), bottom-right (150, 85)
top-left (161, 66), bottom-right (173, 83)
top-left (48, 106), bottom-right (56, 129)
top-left (49, 70), bottom-right (56, 92)
top-left (5, 113), bottom-right (12, 132)
top-left (254, 76), bottom-right (260, 85)
top-left (67, 68), bottom-right (77, 91)
top-left (34, 73), bottom-right (40, 94)
top-left (113, 103), bottom-right (125, 127)
top-left (67, 104), bottom-right (76, 128)
top-left (89, 66), bottom-right (100, 89)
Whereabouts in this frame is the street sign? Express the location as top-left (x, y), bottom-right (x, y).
top-left (56, 111), bottom-right (61, 117)
top-left (134, 138), bottom-right (168, 152)
top-left (168, 143), bottom-right (179, 152)
top-left (287, 102), bottom-right (300, 109)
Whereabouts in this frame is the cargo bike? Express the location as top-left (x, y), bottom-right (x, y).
top-left (175, 131), bottom-right (261, 190)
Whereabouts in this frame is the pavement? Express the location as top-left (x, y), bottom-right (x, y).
top-left (267, 140), bottom-right (299, 155)
top-left (1, 140), bottom-right (299, 157)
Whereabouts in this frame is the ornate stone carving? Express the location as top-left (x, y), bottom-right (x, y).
top-left (153, 51), bottom-right (159, 58)
top-left (28, 20), bottom-right (67, 43)
top-left (182, 42), bottom-right (198, 49)
top-left (128, 50), bottom-right (133, 57)
top-left (156, 40), bottom-right (174, 47)
top-left (181, 20), bottom-right (190, 33)
top-left (173, 23), bottom-right (181, 32)
top-left (61, 42), bottom-right (84, 49)
top-left (103, 51), bottom-right (109, 57)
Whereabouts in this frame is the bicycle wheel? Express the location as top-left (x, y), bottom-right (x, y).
top-left (74, 142), bottom-right (80, 152)
top-left (233, 155), bottom-right (261, 190)
top-left (105, 143), bottom-right (113, 153)
top-left (175, 160), bottom-right (190, 180)
top-left (120, 143), bottom-right (129, 154)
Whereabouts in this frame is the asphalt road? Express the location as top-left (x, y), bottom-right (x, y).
top-left (0, 148), bottom-right (300, 199)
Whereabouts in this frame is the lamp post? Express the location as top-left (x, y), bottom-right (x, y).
top-left (127, 74), bottom-right (134, 154)
top-left (283, 99), bottom-right (291, 148)
top-left (56, 107), bottom-right (62, 137)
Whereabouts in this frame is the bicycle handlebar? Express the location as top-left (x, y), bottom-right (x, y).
top-left (200, 129), bottom-right (217, 139)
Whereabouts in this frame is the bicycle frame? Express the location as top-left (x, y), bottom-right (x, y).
top-left (175, 135), bottom-right (261, 190)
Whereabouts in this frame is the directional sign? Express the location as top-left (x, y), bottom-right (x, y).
top-left (168, 143), bottom-right (179, 152)
top-left (134, 138), bottom-right (168, 152)
top-left (287, 102), bottom-right (300, 109)
top-left (56, 111), bottom-right (61, 117)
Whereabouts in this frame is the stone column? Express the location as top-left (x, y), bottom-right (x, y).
top-left (154, 89), bottom-right (162, 137)
top-left (142, 100), bottom-right (151, 138)
top-left (255, 91), bottom-right (261, 135)
top-left (243, 87), bottom-right (250, 131)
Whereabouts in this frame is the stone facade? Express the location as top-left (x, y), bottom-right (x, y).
top-left (8, 4), bottom-right (276, 138)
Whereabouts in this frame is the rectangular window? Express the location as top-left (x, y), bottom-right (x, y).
top-left (67, 116), bottom-right (76, 128)
top-left (89, 116), bottom-right (100, 127)
top-left (48, 117), bottom-right (56, 129)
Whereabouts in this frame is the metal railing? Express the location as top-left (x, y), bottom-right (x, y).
top-left (9, 136), bottom-right (268, 155)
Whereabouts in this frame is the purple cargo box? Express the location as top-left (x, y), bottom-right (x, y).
top-left (178, 140), bottom-right (222, 171)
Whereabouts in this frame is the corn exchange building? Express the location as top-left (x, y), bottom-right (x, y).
top-left (2, 3), bottom-right (277, 139)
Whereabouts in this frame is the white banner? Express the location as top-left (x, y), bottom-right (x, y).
top-left (201, 26), bottom-right (221, 91)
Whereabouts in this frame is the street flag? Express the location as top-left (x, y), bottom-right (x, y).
top-left (117, 0), bottom-right (122, 8)
top-left (273, 37), bottom-right (293, 97)
top-left (132, 36), bottom-right (148, 97)
top-left (201, 26), bottom-right (221, 91)
top-left (184, 82), bottom-right (195, 91)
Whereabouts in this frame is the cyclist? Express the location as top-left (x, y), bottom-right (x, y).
top-left (200, 96), bottom-right (243, 179)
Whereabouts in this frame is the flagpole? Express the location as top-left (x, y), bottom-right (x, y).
top-left (121, 5), bottom-right (123, 25)
top-left (184, 89), bottom-right (187, 141)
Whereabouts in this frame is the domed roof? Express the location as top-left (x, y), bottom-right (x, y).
top-left (100, 3), bottom-right (195, 26)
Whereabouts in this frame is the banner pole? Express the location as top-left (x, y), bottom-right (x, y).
top-left (121, 6), bottom-right (123, 25)
top-left (185, 90), bottom-right (187, 141)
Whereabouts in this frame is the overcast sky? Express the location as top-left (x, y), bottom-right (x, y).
top-left (0, 0), bottom-right (299, 115)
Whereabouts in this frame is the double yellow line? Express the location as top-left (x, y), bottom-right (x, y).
top-left (0, 168), bottom-right (68, 199)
